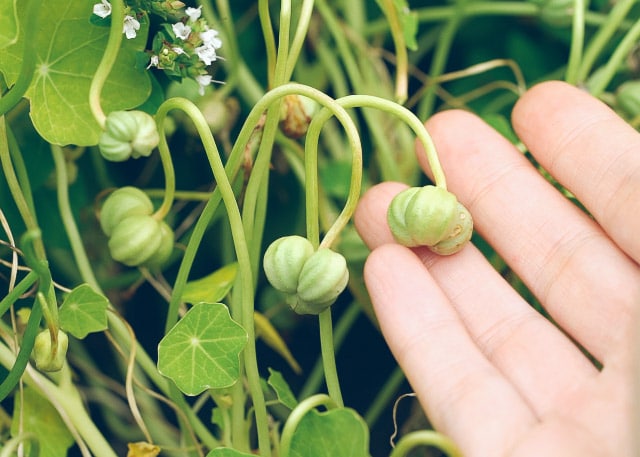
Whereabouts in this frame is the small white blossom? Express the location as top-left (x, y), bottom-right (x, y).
top-left (185, 6), bottom-right (202, 22)
top-left (200, 29), bottom-right (222, 49)
top-left (146, 55), bottom-right (159, 69)
top-left (172, 46), bottom-right (185, 55)
top-left (93, 0), bottom-right (112, 18)
top-left (195, 44), bottom-right (217, 65)
top-left (123, 15), bottom-right (140, 39)
top-left (172, 22), bottom-right (191, 40)
top-left (196, 74), bottom-right (212, 95)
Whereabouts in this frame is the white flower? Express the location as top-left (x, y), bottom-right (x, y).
top-left (195, 44), bottom-right (217, 65)
top-left (196, 74), bottom-right (212, 95)
top-left (123, 15), bottom-right (140, 39)
top-left (185, 6), bottom-right (202, 22)
top-left (172, 22), bottom-right (191, 40)
top-left (146, 55), bottom-right (159, 69)
top-left (93, 0), bottom-right (112, 18)
top-left (172, 47), bottom-right (185, 55)
top-left (200, 29), bottom-right (222, 49)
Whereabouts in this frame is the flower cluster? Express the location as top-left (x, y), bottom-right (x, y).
top-left (91, 1), bottom-right (223, 95)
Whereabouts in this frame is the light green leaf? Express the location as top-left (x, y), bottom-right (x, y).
top-left (267, 368), bottom-right (298, 409)
top-left (255, 311), bottom-right (301, 374)
top-left (289, 408), bottom-right (371, 457)
top-left (394, 0), bottom-right (418, 51)
top-left (157, 302), bottom-right (247, 396)
top-left (206, 448), bottom-right (255, 457)
top-left (59, 284), bottom-right (109, 339)
top-left (0, 0), bottom-right (151, 146)
top-left (11, 387), bottom-right (74, 457)
top-left (182, 263), bottom-right (238, 305)
top-left (0, 0), bottom-right (18, 49)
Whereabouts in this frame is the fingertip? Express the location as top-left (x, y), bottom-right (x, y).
top-left (354, 181), bottom-right (409, 249)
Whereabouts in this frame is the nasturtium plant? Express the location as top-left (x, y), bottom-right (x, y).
top-left (267, 368), bottom-right (298, 409)
top-left (0, 0), bottom-right (151, 146)
top-left (182, 263), bottom-right (238, 304)
top-left (289, 408), bottom-right (371, 457)
top-left (10, 387), bottom-right (74, 457)
top-left (157, 302), bottom-right (248, 396)
top-left (0, 0), bottom-right (18, 49)
top-left (58, 284), bottom-right (109, 339)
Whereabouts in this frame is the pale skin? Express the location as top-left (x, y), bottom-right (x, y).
top-left (354, 81), bottom-right (640, 456)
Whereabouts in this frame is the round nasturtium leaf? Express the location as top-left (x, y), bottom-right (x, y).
top-left (0, 0), bottom-right (18, 49)
top-left (0, 0), bottom-right (151, 146)
top-left (157, 302), bottom-right (248, 396)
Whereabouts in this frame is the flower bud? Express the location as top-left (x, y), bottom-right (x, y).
top-left (429, 203), bottom-right (473, 255)
top-left (387, 185), bottom-right (459, 247)
top-left (263, 236), bottom-right (314, 295)
top-left (99, 110), bottom-right (160, 161)
top-left (33, 329), bottom-right (69, 372)
top-left (294, 248), bottom-right (349, 315)
top-left (108, 215), bottom-right (171, 267)
top-left (100, 187), bottom-right (154, 237)
top-left (279, 95), bottom-right (318, 139)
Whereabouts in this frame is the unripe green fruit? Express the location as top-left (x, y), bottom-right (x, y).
top-left (263, 236), bottom-right (314, 295)
top-left (429, 203), bottom-right (473, 255)
top-left (387, 185), bottom-right (459, 247)
top-left (387, 185), bottom-right (473, 254)
top-left (108, 215), bottom-right (166, 267)
top-left (143, 221), bottom-right (175, 269)
top-left (294, 248), bottom-right (349, 315)
top-left (33, 329), bottom-right (69, 372)
top-left (100, 187), bottom-right (154, 237)
top-left (99, 110), bottom-right (159, 161)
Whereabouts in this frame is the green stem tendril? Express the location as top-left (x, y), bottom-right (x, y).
top-left (258, 0), bottom-right (278, 88)
top-left (151, 119), bottom-right (176, 221)
top-left (379, 0), bottom-right (409, 103)
top-left (389, 430), bottom-right (463, 457)
top-left (284, 0), bottom-right (316, 81)
top-left (0, 433), bottom-right (40, 457)
top-left (565, 0), bottom-right (586, 85)
top-left (577, 0), bottom-right (636, 84)
top-left (0, 0), bottom-right (39, 117)
top-left (89, 0), bottom-right (124, 128)
top-left (279, 394), bottom-right (339, 457)
top-left (155, 96), bottom-right (270, 457)
top-left (587, 16), bottom-right (640, 97)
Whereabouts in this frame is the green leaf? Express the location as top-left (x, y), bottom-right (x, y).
top-left (182, 263), bottom-right (238, 305)
top-left (255, 311), bottom-right (301, 374)
top-left (289, 408), bottom-right (371, 457)
top-left (394, 0), bottom-right (418, 51)
top-left (206, 448), bottom-right (255, 457)
top-left (267, 368), bottom-right (298, 409)
top-left (157, 302), bottom-right (247, 396)
top-left (59, 284), bottom-right (109, 338)
top-left (11, 387), bottom-right (74, 457)
top-left (0, 0), bottom-right (18, 49)
top-left (0, 0), bottom-right (151, 146)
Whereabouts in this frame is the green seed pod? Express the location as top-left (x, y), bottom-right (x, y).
top-left (142, 221), bottom-right (175, 269)
top-left (99, 110), bottom-right (159, 161)
top-left (108, 215), bottom-right (166, 267)
top-left (100, 186), bottom-right (154, 237)
top-left (429, 203), bottom-right (474, 255)
top-left (387, 185), bottom-right (459, 247)
top-left (279, 94), bottom-right (319, 139)
top-left (263, 236), bottom-right (314, 295)
top-left (33, 329), bottom-right (69, 372)
top-left (294, 248), bottom-right (349, 315)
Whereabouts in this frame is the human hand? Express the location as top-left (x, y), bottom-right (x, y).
top-left (354, 81), bottom-right (640, 456)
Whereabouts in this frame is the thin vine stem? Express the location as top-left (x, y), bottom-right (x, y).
top-left (279, 394), bottom-right (338, 457)
top-left (89, 0), bottom-right (124, 127)
top-left (389, 430), bottom-right (463, 457)
top-left (565, 0), bottom-right (586, 85)
top-left (258, 0), bottom-right (278, 87)
top-left (379, 0), bottom-right (409, 103)
top-left (150, 120), bottom-right (176, 222)
top-left (284, 0), bottom-right (316, 81)
top-left (0, 433), bottom-right (39, 457)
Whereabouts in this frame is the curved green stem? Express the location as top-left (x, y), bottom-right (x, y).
top-left (0, 433), bottom-right (40, 457)
top-left (577, 0), bottom-right (637, 83)
top-left (258, 0), bottom-right (278, 87)
top-left (284, 0), bottom-right (316, 81)
top-left (317, 310), bottom-right (343, 406)
top-left (89, 0), bottom-right (124, 128)
top-left (0, 271), bottom-right (38, 317)
top-left (279, 394), bottom-right (338, 457)
top-left (565, 0), bottom-right (586, 85)
top-left (151, 119), bottom-right (176, 221)
top-left (0, 0), bottom-right (39, 116)
top-left (389, 430), bottom-right (463, 457)
top-left (156, 96), bottom-right (270, 456)
top-left (587, 16), bottom-right (640, 96)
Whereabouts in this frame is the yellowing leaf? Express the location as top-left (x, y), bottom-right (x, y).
top-left (127, 442), bottom-right (161, 457)
top-left (182, 263), bottom-right (238, 304)
top-left (255, 311), bottom-right (301, 374)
